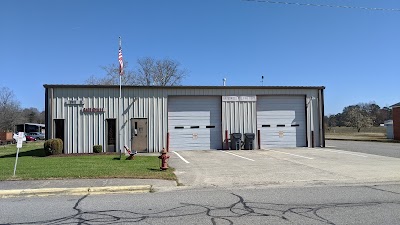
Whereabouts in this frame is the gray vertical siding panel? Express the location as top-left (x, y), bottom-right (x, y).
top-left (222, 100), bottom-right (257, 144)
top-left (115, 88), bottom-right (167, 153)
top-left (99, 88), bottom-right (103, 152)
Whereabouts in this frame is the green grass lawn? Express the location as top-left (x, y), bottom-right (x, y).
top-left (325, 126), bottom-right (386, 134)
top-left (0, 142), bottom-right (176, 181)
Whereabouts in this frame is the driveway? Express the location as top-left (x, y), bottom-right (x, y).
top-left (168, 147), bottom-right (400, 188)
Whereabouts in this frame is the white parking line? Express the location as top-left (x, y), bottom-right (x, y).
top-left (315, 148), bottom-right (368, 158)
top-left (221, 151), bottom-right (255, 161)
top-left (268, 150), bottom-right (314, 160)
top-left (172, 151), bottom-right (190, 163)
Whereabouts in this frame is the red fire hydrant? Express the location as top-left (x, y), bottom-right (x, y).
top-left (158, 148), bottom-right (170, 170)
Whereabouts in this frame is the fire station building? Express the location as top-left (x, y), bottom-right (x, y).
top-left (44, 85), bottom-right (325, 154)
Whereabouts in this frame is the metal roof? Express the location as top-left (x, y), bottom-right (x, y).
top-left (391, 102), bottom-right (400, 108)
top-left (43, 84), bottom-right (325, 90)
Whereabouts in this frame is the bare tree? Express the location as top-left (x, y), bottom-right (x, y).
top-left (135, 57), bottom-right (155, 86)
top-left (0, 87), bottom-right (21, 131)
top-left (135, 57), bottom-right (187, 86)
top-left (85, 62), bottom-right (137, 85)
top-left (85, 57), bottom-right (188, 86)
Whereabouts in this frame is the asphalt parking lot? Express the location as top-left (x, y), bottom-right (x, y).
top-left (168, 146), bottom-right (400, 188)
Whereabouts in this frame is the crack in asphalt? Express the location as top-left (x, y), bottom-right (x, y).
top-left (3, 186), bottom-right (400, 225)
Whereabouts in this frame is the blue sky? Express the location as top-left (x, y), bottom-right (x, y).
top-left (1, 0), bottom-right (399, 115)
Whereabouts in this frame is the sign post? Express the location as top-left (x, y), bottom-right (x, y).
top-left (13, 132), bottom-right (24, 177)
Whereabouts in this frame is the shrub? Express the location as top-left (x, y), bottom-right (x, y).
top-left (93, 145), bottom-right (102, 153)
top-left (44, 138), bottom-right (64, 156)
top-left (44, 140), bottom-right (52, 156)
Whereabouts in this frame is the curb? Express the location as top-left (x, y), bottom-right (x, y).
top-left (0, 185), bottom-right (152, 198)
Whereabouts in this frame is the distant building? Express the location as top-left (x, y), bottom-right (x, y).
top-left (384, 120), bottom-right (393, 139)
top-left (15, 123), bottom-right (45, 134)
top-left (391, 102), bottom-right (400, 141)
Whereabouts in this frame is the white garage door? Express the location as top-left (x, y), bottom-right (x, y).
top-left (257, 96), bottom-right (306, 148)
top-left (168, 96), bottom-right (222, 150)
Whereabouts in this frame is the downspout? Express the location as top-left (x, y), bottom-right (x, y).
top-left (319, 88), bottom-right (325, 147)
top-left (44, 87), bottom-right (48, 140)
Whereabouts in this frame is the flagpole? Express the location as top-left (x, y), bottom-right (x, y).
top-left (119, 36), bottom-right (122, 160)
top-left (119, 37), bottom-right (122, 98)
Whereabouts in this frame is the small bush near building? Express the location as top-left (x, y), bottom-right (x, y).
top-left (44, 138), bottom-right (64, 155)
top-left (93, 145), bottom-right (102, 153)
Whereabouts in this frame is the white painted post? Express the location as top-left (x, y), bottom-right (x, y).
top-left (13, 132), bottom-right (24, 176)
top-left (13, 148), bottom-right (20, 177)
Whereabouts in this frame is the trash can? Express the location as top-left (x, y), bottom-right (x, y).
top-left (244, 133), bottom-right (255, 150)
top-left (230, 133), bottom-right (242, 150)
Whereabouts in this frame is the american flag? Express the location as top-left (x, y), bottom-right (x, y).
top-left (118, 47), bottom-right (124, 75)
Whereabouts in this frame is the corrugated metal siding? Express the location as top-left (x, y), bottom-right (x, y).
top-left (52, 87), bottom-right (167, 153)
top-left (222, 101), bottom-right (257, 144)
top-left (307, 95), bottom-right (321, 147)
top-left (48, 86), bottom-right (322, 153)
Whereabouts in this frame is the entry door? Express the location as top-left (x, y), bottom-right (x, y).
top-left (54, 119), bottom-right (65, 153)
top-left (106, 119), bottom-right (116, 152)
top-left (131, 118), bottom-right (148, 153)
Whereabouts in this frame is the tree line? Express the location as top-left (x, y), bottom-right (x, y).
top-left (325, 102), bottom-right (392, 132)
top-left (0, 87), bottom-right (44, 132)
top-left (85, 57), bottom-right (188, 86)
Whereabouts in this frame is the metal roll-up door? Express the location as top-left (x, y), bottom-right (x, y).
top-left (257, 96), bottom-right (306, 148)
top-left (168, 96), bottom-right (222, 150)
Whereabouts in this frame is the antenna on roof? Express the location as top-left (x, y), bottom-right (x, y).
top-left (261, 76), bottom-right (264, 86)
top-left (223, 78), bottom-right (227, 86)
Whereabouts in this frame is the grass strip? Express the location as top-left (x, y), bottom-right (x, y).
top-left (0, 142), bottom-right (176, 181)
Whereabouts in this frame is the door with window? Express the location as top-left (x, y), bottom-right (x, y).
top-left (131, 118), bottom-right (148, 153)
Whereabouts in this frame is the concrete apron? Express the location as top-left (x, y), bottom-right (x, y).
top-left (169, 148), bottom-right (400, 188)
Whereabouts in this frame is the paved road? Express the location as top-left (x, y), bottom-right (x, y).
top-left (2, 184), bottom-right (400, 224)
top-left (327, 140), bottom-right (400, 158)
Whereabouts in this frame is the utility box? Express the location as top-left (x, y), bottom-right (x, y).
top-left (244, 133), bottom-right (255, 150)
top-left (230, 133), bottom-right (242, 150)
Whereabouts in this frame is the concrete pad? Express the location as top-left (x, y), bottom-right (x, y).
top-left (169, 148), bottom-right (400, 188)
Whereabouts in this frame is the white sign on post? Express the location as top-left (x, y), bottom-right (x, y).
top-left (16, 132), bottom-right (24, 148)
top-left (13, 132), bottom-right (24, 176)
